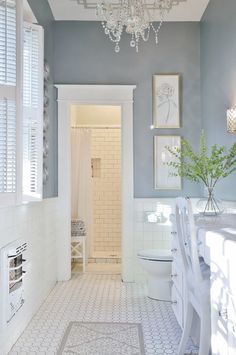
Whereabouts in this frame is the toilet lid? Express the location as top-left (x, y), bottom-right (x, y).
top-left (137, 249), bottom-right (173, 261)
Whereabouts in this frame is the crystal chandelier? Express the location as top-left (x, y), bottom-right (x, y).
top-left (96, 0), bottom-right (187, 52)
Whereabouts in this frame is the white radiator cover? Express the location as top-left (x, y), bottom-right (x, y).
top-left (0, 240), bottom-right (27, 326)
top-left (0, 198), bottom-right (59, 355)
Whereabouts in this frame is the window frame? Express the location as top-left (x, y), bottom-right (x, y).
top-left (0, 0), bottom-right (44, 206)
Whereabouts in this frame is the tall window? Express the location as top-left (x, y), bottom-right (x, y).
top-left (0, 0), bottom-right (44, 205)
top-left (0, 0), bottom-right (17, 204)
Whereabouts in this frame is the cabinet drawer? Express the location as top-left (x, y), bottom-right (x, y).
top-left (172, 284), bottom-right (183, 329)
top-left (171, 260), bottom-right (183, 296)
top-left (227, 293), bottom-right (236, 355)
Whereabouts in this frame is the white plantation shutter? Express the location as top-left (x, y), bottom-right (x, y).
top-left (0, 0), bottom-right (18, 204)
top-left (0, 99), bottom-right (16, 193)
top-left (22, 22), bottom-right (43, 201)
top-left (0, 0), bottom-right (16, 85)
top-left (0, 1), bottom-right (44, 206)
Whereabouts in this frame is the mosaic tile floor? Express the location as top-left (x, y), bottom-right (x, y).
top-left (10, 273), bottom-right (198, 354)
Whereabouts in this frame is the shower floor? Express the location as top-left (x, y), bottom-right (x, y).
top-left (72, 261), bottom-right (121, 274)
top-left (92, 251), bottom-right (121, 258)
top-left (89, 251), bottom-right (121, 265)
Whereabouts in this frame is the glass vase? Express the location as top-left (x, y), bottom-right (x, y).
top-left (196, 187), bottom-right (224, 216)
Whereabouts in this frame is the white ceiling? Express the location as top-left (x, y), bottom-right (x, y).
top-left (48, 0), bottom-right (210, 21)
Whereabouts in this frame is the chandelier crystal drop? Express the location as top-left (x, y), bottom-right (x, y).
top-left (96, 0), bottom-right (186, 53)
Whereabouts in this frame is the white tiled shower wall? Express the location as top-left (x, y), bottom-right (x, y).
top-left (0, 198), bottom-right (60, 355)
top-left (91, 128), bottom-right (121, 257)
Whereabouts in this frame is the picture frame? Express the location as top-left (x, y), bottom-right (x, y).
top-left (154, 135), bottom-right (181, 190)
top-left (153, 74), bottom-right (180, 128)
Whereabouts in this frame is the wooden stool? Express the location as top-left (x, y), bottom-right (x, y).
top-left (71, 235), bottom-right (86, 273)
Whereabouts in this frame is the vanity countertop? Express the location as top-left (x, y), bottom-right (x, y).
top-left (196, 214), bottom-right (236, 263)
top-left (196, 213), bottom-right (236, 235)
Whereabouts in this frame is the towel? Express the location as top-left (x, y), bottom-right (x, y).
top-left (71, 219), bottom-right (86, 236)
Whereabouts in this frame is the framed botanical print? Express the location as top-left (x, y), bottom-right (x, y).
top-left (153, 74), bottom-right (180, 128)
top-left (154, 135), bottom-right (181, 190)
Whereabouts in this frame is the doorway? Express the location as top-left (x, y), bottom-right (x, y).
top-left (70, 105), bottom-right (122, 273)
top-left (56, 85), bottom-right (136, 282)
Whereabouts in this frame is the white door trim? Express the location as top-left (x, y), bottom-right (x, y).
top-left (56, 84), bottom-right (136, 282)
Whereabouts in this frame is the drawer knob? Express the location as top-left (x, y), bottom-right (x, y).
top-left (171, 273), bottom-right (178, 278)
top-left (171, 300), bottom-right (177, 305)
top-left (219, 309), bottom-right (228, 321)
top-left (171, 231), bottom-right (177, 235)
top-left (171, 248), bottom-right (177, 253)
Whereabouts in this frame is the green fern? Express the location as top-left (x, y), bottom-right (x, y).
top-left (166, 131), bottom-right (236, 188)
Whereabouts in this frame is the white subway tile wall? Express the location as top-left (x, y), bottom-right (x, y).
top-left (91, 129), bottom-right (121, 257)
top-left (133, 198), bottom-right (175, 282)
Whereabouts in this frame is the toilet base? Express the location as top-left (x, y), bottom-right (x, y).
top-left (147, 275), bottom-right (171, 301)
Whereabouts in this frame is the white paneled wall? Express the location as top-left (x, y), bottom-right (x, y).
top-left (91, 128), bottom-right (121, 257)
top-left (0, 198), bottom-right (59, 355)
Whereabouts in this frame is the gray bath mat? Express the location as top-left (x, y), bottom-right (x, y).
top-left (58, 321), bottom-right (145, 354)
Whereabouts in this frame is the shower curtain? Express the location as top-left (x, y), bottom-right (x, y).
top-left (71, 128), bottom-right (93, 258)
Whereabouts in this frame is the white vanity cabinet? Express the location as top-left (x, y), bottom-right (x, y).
top-left (171, 213), bottom-right (236, 355)
top-left (222, 239), bottom-right (236, 355)
top-left (199, 227), bottom-right (236, 355)
top-left (210, 252), bottom-right (229, 355)
top-left (227, 292), bottom-right (236, 355)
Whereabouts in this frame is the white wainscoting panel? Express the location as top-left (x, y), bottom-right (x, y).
top-left (0, 198), bottom-right (60, 355)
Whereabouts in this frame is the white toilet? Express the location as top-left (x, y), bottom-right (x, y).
top-left (137, 249), bottom-right (173, 301)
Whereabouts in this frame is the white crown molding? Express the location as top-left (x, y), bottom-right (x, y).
top-left (48, 0), bottom-right (210, 22)
top-left (55, 84), bottom-right (136, 103)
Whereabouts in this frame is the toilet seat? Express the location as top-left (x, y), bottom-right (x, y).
top-left (137, 249), bottom-right (172, 262)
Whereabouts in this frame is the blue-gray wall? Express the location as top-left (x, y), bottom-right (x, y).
top-left (201, 0), bottom-right (236, 200)
top-left (25, 0), bottom-right (236, 200)
top-left (28, 0), bottom-right (58, 198)
top-left (53, 21), bottom-right (201, 198)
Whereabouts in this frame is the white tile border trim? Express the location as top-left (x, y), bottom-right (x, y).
top-left (56, 85), bottom-right (136, 282)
